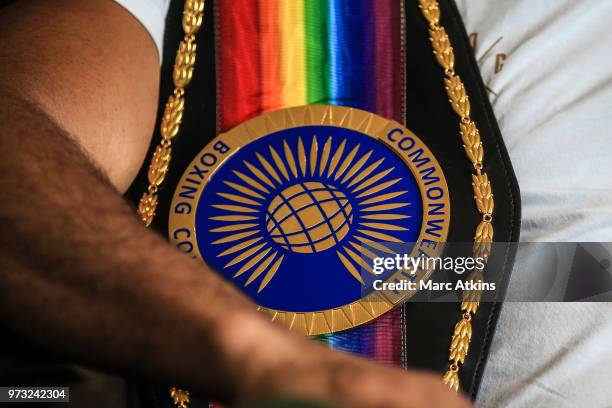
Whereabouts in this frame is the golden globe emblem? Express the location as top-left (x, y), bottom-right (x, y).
top-left (266, 182), bottom-right (353, 254)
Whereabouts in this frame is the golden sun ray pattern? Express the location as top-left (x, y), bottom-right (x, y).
top-left (208, 135), bottom-right (411, 292)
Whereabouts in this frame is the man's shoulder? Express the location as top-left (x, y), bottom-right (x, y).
top-left (112, 0), bottom-right (170, 60)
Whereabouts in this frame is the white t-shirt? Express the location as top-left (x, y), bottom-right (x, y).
top-left (115, 1), bottom-right (612, 406)
top-left (455, 1), bottom-right (612, 407)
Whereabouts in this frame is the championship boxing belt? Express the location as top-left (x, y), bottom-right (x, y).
top-left (125, 0), bottom-right (522, 406)
top-left (123, 0), bottom-right (521, 406)
top-left (0, 0), bottom-right (519, 407)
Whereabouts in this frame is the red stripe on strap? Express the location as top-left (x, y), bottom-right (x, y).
top-left (217, 0), bottom-right (262, 131)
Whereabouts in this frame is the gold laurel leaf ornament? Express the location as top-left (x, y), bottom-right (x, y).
top-left (419, 0), bottom-right (496, 392)
top-left (137, 0), bottom-right (204, 404)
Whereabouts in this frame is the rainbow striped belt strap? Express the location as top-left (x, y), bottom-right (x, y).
top-left (216, 0), bottom-right (406, 365)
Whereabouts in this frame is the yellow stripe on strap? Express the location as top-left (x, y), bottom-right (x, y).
top-left (279, 0), bottom-right (306, 107)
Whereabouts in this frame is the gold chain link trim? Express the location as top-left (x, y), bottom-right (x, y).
top-left (418, 0), bottom-right (495, 392)
top-left (138, 0), bottom-right (204, 228)
top-left (137, 1), bottom-right (205, 406)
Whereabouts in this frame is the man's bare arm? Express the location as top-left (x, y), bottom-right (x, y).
top-left (0, 0), bottom-right (275, 399)
top-left (0, 91), bottom-right (262, 397)
top-left (0, 1), bottom-right (470, 407)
